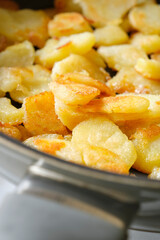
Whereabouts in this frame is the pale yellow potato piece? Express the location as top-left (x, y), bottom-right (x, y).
top-left (54, 98), bottom-right (96, 130)
top-left (129, 3), bottom-right (160, 34)
top-left (75, 0), bottom-right (139, 27)
top-left (35, 32), bottom-right (95, 69)
top-left (120, 15), bottom-right (134, 33)
top-left (0, 124), bottom-right (22, 140)
top-left (0, 98), bottom-right (24, 125)
top-left (131, 124), bottom-right (160, 174)
top-left (0, 8), bottom-right (49, 47)
top-left (151, 53), bottom-right (160, 62)
top-left (55, 0), bottom-right (81, 13)
top-left (48, 12), bottom-right (92, 37)
top-left (72, 116), bottom-right (137, 173)
top-left (148, 167), bottom-right (160, 180)
top-left (51, 54), bottom-right (109, 83)
top-left (94, 25), bottom-right (129, 47)
top-left (10, 65), bottom-right (51, 103)
top-left (135, 58), bottom-right (160, 80)
top-left (25, 134), bottom-right (83, 165)
top-left (0, 67), bottom-right (22, 92)
top-left (130, 33), bottom-right (160, 54)
top-left (0, 0), bottom-right (19, 10)
top-left (0, 41), bottom-right (35, 67)
top-left (107, 67), bottom-right (160, 94)
top-left (84, 49), bottom-right (106, 68)
top-left (23, 91), bottom-right (68, 136)
top-left (98, 44), bottom-right (147, 71)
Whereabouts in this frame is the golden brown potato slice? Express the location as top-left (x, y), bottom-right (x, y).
top-left (107, 67), bottom-right (160, 94)
top-left (25, 134), bottom-right (83, 165)
top-left (0, 35), bottom-right (7, 52)
top-left (35, 32), bottom-right (95, 69)
top-left (72, 116), bottom-right (137, 173)
top-left (94, 25), bottom-right (129, 47)
top-left (10, 65), bottom-right (52, 103)
top-left (135, 58), bottom-right (160, 81)
top-left (0, 124), bottom-right (22, 140)
top-left (55, 0), bottom-right (81, 13)
top-left (75, 0), bottom-right (139, 27)
top-left (129, 3), bottom-right (160, 34)
top-left (98, 44), bottom-right (147, 71)
top-left (23, 91), bottom-right (68, 136)
top-left (151, 53), bottom-right (160, 62)
top-left (0, 8), bottom-right (49, 47)
top-left (131, 124), bottom-right (160, 174)
top-left (51, 54), bottom-right (109, 83)
top-left (48, 12), bottom-right (92, 37)
top-left (0, 41), bottom-right (35, 67)
top-left (130, 33), bottom-right (160, 54)
top-left (0, 98), bottom-right (24, 125)
top-left (0, 0), bottom-right (19, 10)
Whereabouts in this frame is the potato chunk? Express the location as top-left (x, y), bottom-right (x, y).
top-left (72, 116), bottom-right (137, 173)
top-left (0, 41), bottom-right (35, 67)
top-left (151, 53), bottom-right (160, 62)
top-left (131, 124), bottom-right (160, 174)
top-left (0, 124), bottom-right (22, 140)
top-left (98, 44), bottom-right (147, 71)
top-left (135, 58), bottom-right (160, 81)
top-left (94, 25), bottom-right (129, 47)
top-left (129, 3), bottom-right (160, 34)
top-left (51, 54), bottom-right (109, 83)
top-left (107, 67), bottom-right (160, 94)
top-left (25, 134), bottom-right (83, 165)
top-left (23, 91), bottom-right (68, 136)
top-left (0, 98), bottom-right (24, 125)
top-left (75, 0), bottom-right (139, 27)
top-left (35, 32), bottom-right (95, 68)
top-left (48, 12), bottom-right (92, 37)
top-left (0, 8), bottom-right (49, 47)
top-left (10, 65), bottom-right (52, 103)
top-left (130, 33), bottom-right (160, 54)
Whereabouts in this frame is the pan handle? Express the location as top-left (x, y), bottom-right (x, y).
top-left (0, 164), bottom-right (138, 240)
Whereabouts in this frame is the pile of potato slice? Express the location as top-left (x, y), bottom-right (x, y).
top-left (1, 0), bottom-right (160, 179)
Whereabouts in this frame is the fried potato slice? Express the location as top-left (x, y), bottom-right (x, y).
top-left (0, 41), bottom-right (35, 67)
top-left (130, 33), bottom-right (160, 54)
top-left (135, 58), bottom-right (160, 80)
top-left (79, 95), bottom-right (149, 114)
top-left (129, 3), bottom-right (160, 34)
top-left (72, 116), bottom-right (137, 173)
top-left (55, 0), bottom-right (81, 13)
top-left (107, 67), bottom-right (160, 94)
top-left (151, 53), bottom-right (160, 62)
top-left (84, 49), bottom-right (106, 68)
top-left (0, 35), bottom-right (7, 52)
top-left (131, 124), bottom-right (160, 174)
top-left (0, 8), bottom-right (49, 47)
top-left (51, 54), bottom-right (109, 83)
top-left (94, 25), bottom-right (129, 47)
top-left (0, 98), bottom-right (24, 125)
top-left (98, 44), bottom-right (147, 71)
top-left (148, 167), bottom-right (160, 180)
top-left (0, 0), bottom-right (19, 10)
top-left (10, 65), bottom-right (52, 103)
top-left (23, 91), bottom-right (68, 136)
top-left (25, 134), bottom-right (83, 165)
top-left (0, 67), bottom-right (22, 92)
top-left (48, 12), bottom-right (92, 37)
top-left (35, 32), bottom-right (95, 68)
top-left (54, 98), bottom-right (96, 130)
top-left (74, 0), bottom-right (139, 27)
top-left (0, 124), bottom-right (22, 140)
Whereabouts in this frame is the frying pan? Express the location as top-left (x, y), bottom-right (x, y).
top-left (0, 1), bottom-right (160, 239)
